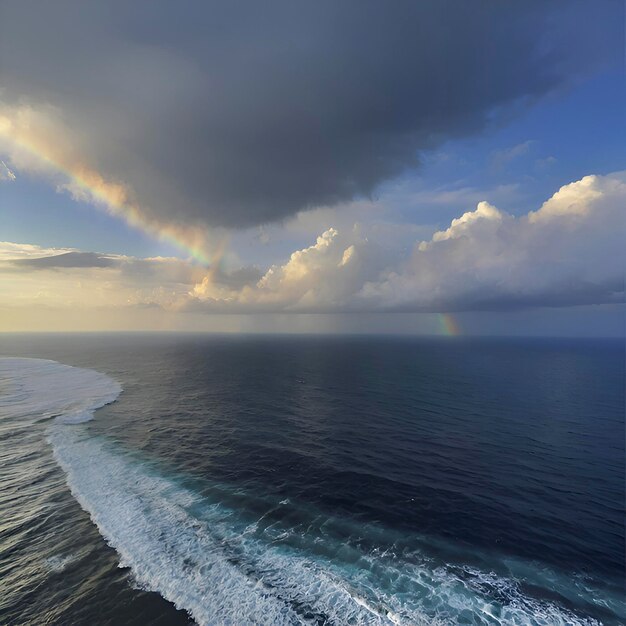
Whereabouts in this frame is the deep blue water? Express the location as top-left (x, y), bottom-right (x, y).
top-left (0, 334), bottom-right (624, 625)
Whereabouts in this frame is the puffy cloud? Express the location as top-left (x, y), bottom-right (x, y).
top-left (422, 201), bottom-right (503, 248)
top-left (528, 174), bottom-right (608, 222)
top-left (0, 1), bottom-right (621, 234)
top-left (254, 228), bottom-right (378, 309)
top-left (359, 172), bottom-right (625, 311)
top-left (3, 173), bottom-right (623, 315)
top-left (191, 225), bottom-right (393, 311)
top-left (190, 171), bottom-right (625, 312)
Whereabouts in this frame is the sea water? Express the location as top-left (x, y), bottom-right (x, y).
top-left (0, 334), bottom-right (623, 625)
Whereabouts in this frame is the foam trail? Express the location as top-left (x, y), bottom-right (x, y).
top-left (49, 429), bottom-right (619, 626)
top-left (2, 358), bottom-right (622, 626)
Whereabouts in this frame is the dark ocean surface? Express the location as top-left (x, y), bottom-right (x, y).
top-left (0, 334), bottom-right (624, 625)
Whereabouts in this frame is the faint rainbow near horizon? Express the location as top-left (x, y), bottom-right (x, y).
top-left (0, 114), bottom-right (219, 267)
top-left (438, 313), bottom-right (461, 336)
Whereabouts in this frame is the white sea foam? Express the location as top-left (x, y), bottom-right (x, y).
top-left (0, 357), bottom-right (121, 425)
top-left (49, 426), bottom-right (614, 626)
top-left (44, 552), bottom-right (80, 573)
top-left (1, 358), bottom-right (620, 626)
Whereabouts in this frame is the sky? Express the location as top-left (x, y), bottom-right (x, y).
top-left (0, 0), bottom-right (624, 335)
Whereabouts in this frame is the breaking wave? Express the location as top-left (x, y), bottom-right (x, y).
top-left (2, 358), bottom-right (622, 625)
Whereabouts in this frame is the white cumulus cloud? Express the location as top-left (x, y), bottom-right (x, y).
top-left (359, 172), bottom-right (625, 311)
top-left (3, 172), bottom-right (624, 316)
top-left (189, 171), bottom-right (625, 312)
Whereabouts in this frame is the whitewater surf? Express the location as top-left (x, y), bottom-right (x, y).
top-left (1, 357), bottom-right (623, 625)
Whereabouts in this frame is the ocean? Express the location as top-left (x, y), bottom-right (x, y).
top-left (0, 334), bottom-right (623, 625)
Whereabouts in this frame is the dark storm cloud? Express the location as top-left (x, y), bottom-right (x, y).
top-left (0, 1), bottom-right (621, 228)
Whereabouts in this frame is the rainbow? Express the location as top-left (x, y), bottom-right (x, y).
top-left (0, 109), bottom-right (219, 267)
top-left (438, 313), bottom-right (461, 336)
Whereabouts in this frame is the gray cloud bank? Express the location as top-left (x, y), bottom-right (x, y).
top-left (0, 1), bottom-right (621, 228)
